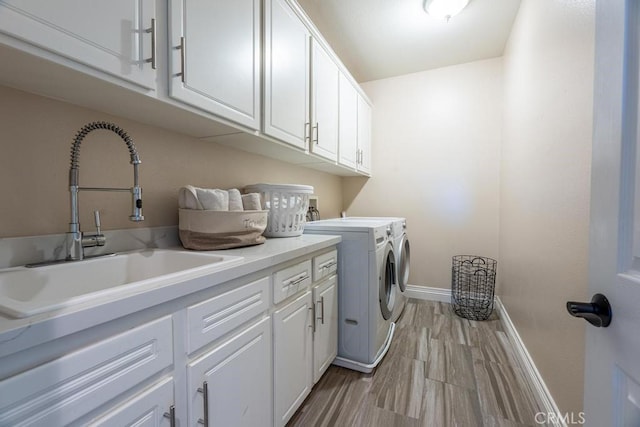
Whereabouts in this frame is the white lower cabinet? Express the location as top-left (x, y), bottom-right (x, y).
top-left (187, 317), bottom-right (272, 427)
top-left (273, 290), bottom-right (314, 427)
top-left (0, 246), bottom-right (338, 427)
top-left (312, 275), bottom-right (338, 384)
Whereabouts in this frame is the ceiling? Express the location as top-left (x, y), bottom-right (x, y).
top-left (296, 0), bottom-right (522, 83)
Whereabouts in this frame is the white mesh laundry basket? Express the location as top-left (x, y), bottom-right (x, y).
top-left (244, 184), bottom-right (314, 237)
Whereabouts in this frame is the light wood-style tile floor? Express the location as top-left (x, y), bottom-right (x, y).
top-left (288, 298), bottom-right (545, 427)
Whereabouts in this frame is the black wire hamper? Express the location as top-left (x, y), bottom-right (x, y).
top-left (451, 255), bottom-right (497, 321)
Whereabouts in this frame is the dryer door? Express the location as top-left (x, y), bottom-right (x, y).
top-left (398, 235), bottom-right (410, 292)
top-left (379, 242), bottom-right (397, 320)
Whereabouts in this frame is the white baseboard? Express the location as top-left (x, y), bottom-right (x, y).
top-left (494, 297), bottom-right (565, 427)
top-left (405, 286), bottom-right (563, 426)
top-left (405, 284), bottom-right (451, 302)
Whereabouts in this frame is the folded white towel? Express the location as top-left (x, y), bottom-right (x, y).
top-left (178, 186), bottom-right (203, 210)
top-left (196, 188), bottom-right (229, 211)
top-left (242, 193), bottom-right (262, 211)
top-left (228, 189), bottom-right (243, 211)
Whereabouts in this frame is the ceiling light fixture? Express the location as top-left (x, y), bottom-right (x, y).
top-left (423, 0), bottom-right (470, 22)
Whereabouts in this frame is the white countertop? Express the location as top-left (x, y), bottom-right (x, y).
top-left (0, 234), bottom-right (340, 358)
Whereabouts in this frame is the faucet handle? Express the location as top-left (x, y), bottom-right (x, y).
top-left (82, 210), bottom-right (106, 248)
top-left (94, 210), bottom-right (102, 235)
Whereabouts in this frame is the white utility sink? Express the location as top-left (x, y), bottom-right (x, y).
top-left (0, 249), bottom-right (243, 318)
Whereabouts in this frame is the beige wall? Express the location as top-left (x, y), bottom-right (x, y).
top-left (343, 58), bottom-right (503, 288)
top-left (500, 0), bottom-right (594, 415)
top-left (0, 85), bottom-right (343, 238)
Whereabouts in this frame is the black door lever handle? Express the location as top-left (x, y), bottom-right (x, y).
top-left (566, 293), bottom-right (612, 327)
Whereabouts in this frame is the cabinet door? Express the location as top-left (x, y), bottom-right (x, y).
top-left (0, 317), bottom-right (173, 426)
top-left (169, 0), bottom-right (261, 129)
top-left (0, 0), bottom-right (156, 90)
top-left (310, 39), bottom-right (339, 162)
top-left (187, 317), bottom-right (272, 427)
top-left (312, 275), bottom-right (338, 384)
top-left (273, 290), bottom-right (313, 426)
top-left (84, 377), bottom-right (174, 427)
top-left (338, 73), bottom-right (358, 169)
top-left (264, 0), bottom-right (311, 149)
top-left (357, 94), bottom-right (373, 175)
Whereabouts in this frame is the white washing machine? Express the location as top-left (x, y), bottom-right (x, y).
top-left (341, 217), bottom-right (410, 323)
top-left (303, 218), bottom-right (397, 373)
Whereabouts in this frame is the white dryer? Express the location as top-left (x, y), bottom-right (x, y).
top-left (303, 218), bottom-right (397, 373)
top-left (343, 217), bottom-right (410, 323)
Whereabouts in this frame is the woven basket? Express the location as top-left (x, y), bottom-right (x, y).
top-left (179, 209), bottom-right (268, 250)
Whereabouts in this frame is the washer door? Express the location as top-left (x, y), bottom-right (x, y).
top-left (398, 235), bottom-right (410, 292)
top-left (379, 242), bottom-right (397, 320)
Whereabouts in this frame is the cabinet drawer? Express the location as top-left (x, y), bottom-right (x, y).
top-left (0, 316), bottom-right (173, 426)
top-left (313, 249), bottom-right (337, 282)
top-left (187, 276), bottom-right (270, 354)
top-left (273, 259), bottom-right (312, 304)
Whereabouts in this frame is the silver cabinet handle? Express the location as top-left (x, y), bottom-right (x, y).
top-left (304, 122), bottom-right (311, 145)
top-left (309, 306), bottom-right (315, 332)
top-left (313, 123), bottom-right (319, 144)
top-left (320, 260), bottom-right (336, 271)
top-left (177, 37), bottom-right (185, 82)
top-left (293, 275), bottom-right (309, 285)
top-left (286, 273), bottom-right (309, 287)
top-left (163, 405), bottom-right (175, 427)
top-left (145, 18), bottom-right (157, 69)
top-left (317, 296), bottom-right (325, 324)
top-left (197, 381), bottom-right (209, 426)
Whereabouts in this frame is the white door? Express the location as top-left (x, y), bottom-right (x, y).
top-left (169, 0), bottom-right (261, 129)
top-left (582, 1), bottom-right (640, 425)
top-left (310, 39), bottom-right (339, 162)
top-left (263, 0), bottom-right (311, 150)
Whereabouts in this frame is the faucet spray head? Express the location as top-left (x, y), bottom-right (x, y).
top-left (130, 186), bottom-right (144, 221)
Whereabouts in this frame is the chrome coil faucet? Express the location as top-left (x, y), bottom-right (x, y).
top-left (66, 121), bottom-right (144, 261)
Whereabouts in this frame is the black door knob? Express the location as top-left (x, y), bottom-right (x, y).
top-left (566, 293), bottom-right (612, 327)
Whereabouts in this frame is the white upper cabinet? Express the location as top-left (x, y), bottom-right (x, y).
top-left (169, 0), bottom-right (261, 130)
top-left (0, 0), bottom-right (157, 90)
top-left (309, 39), bottom-right (339, 162)
top-left (357, 94), bottom-right (373, 175)
top-left (264, 0), bottom-right (311, 150)
top-left (0, 0), bottom-right (372, 176)
top-left (338, 73), bottom-right (359, 169)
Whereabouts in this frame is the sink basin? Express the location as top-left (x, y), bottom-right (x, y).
top-left (0, 249), bottom-right (243, 318)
